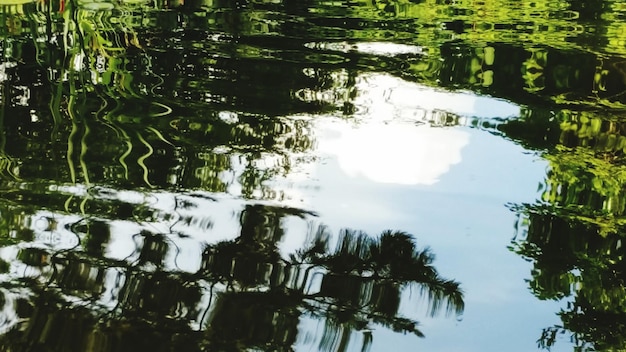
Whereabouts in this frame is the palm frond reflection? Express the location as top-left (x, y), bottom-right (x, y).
top-left (0, 199), bottom-right (463, 351)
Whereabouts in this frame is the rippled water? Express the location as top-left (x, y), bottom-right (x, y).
top-left (1, 0), bottom-right (626, 351)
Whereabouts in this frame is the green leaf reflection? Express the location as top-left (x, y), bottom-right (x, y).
top-left (504, 107), bottom-right (626, 351)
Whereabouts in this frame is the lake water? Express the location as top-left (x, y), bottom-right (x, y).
top-left (1, 0), bottom-right (625, 351)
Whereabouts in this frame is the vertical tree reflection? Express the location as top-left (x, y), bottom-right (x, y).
top-left (504, 108), bottom-right (626, 351)
top-left (512, 207), bottom-right (626, 351)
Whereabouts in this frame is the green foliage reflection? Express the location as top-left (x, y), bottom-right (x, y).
top-left (7, 0), bottom-right (626, 351)
top-left (505, 105), bottom-right (626, 350)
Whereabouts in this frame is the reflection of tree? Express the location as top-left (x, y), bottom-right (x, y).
top-left (200, 216), bottom-right (464, 351)
top-left (16, 0), bottom-right (626, 351)
top-left (511, 207), bottom-right (626, 351)
top-left (0, 203), bottom-right (463, 351)
top-left (9, 0), bottom-right (622, 201)
top-left (505, 108), bottom-right (626, 350)
top-left (294, 229), bottom-right (464, 350)
top-left (300, 229), bottom-right (464, 317)
top-left (7, 0), bottom-right (626, 203)
top-left (1, 1), bottom-right (325, 197)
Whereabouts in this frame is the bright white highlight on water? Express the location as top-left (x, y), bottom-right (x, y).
top-left (311, 72), bottom-right (523, 185)
top-left (318, 121), bottom-right (470, 185)
top-left (304, 41), bottom-right (425, 56)
top-left (353, 73), bottom-right (520, 122)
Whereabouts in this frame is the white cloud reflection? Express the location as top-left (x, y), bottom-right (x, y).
top-left (318, 121), bottom-right (469, 185)
top-left (312, 73), bottom-right (519, 185)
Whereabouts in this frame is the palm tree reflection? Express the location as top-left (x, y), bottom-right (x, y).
top-left (200, 210), bottom-right (464, 351)
top-left (0, 204), bottom-right (463, 351)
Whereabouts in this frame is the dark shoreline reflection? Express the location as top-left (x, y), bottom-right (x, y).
top-left (0, 201), bottom-right (463, 352)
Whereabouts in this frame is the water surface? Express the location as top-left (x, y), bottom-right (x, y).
top-left (1, 0), bottom-right (625, 351)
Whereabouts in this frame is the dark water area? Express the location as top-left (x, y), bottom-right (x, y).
top-left (1, 0), bottom-right (626, 351)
